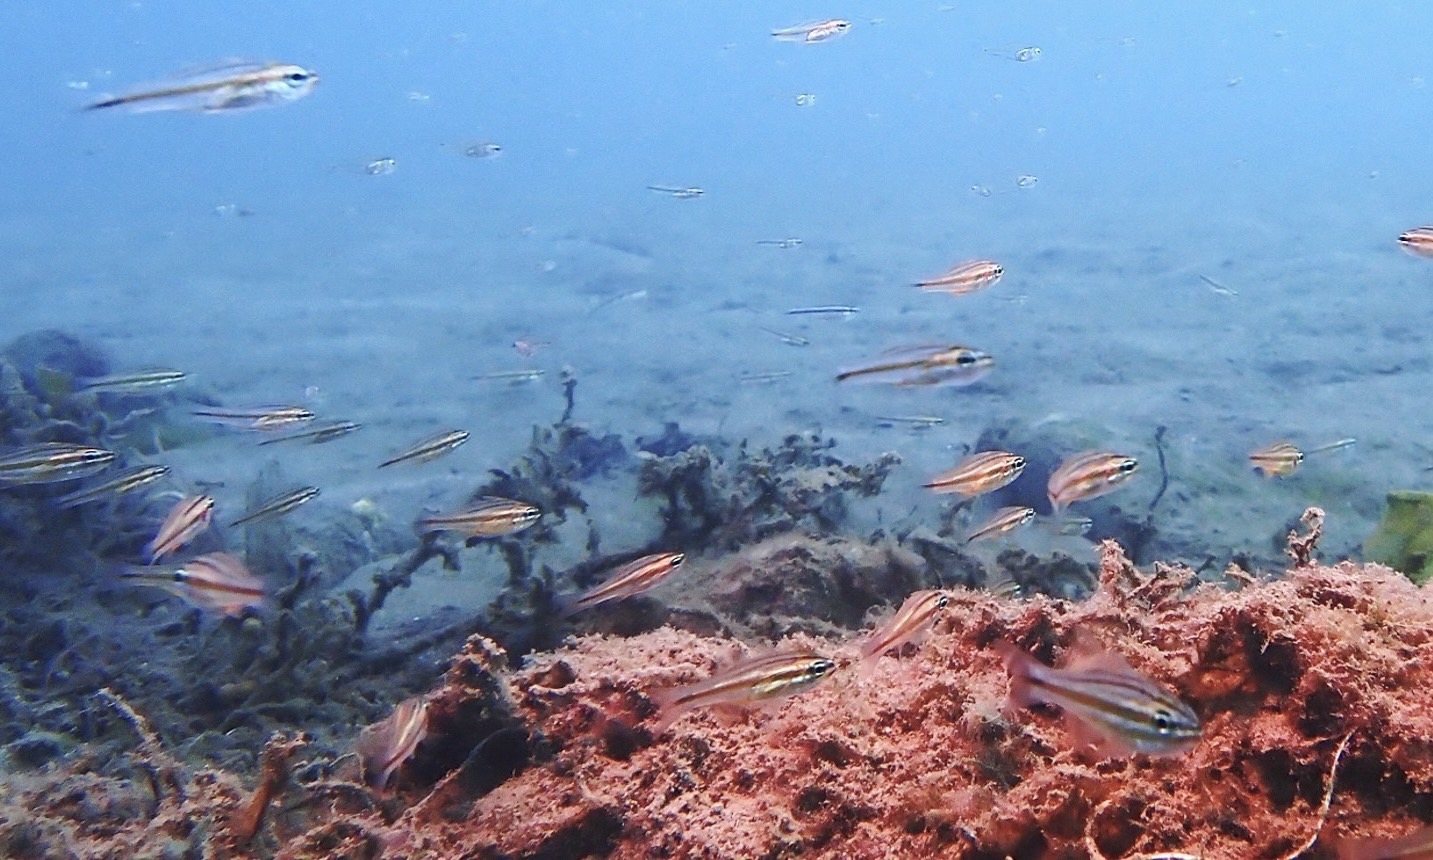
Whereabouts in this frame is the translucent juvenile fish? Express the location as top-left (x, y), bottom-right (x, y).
top-left (192, 406), bottom-right (316, 432)
top-left (875, 415), bottom-right (945, 430)
top-left (647, 185), bottom-right (704, 199)
top-left (787, 305), bottom-right (860, 316)
top-left (1335, 824), bottom-right (1433, 860)
top-left (356, 696), bottom-right (430, 790)
top-left (473, 369), bottom-right (545, 384)
top-left (771, 19), bottom-right (852, 43)
top-left (737, 370), bottom-right (792, 385)
top-left (985, 572), bottom-right (1025, 600)
top-left (120, 552), bottom-right (265, 616)
top-left (556, 551), bottom-right (686, 618)
top-left (756, 238), bottom-right (803, 249)
top-left (365, 157), bottom-right (397, 176)
top-left (758, 327), bottom-right (810, 347)
top-left (378, 430), bottom-right (470, 468)
top-left (856, 589), bottom-right (949, 680)
top-left (1047, 450), bottom-right (1139, 512)
top-left (228, 486), bottom-right (319, 528)
top-left (145, 494), bottom-right (214, 562)
top-left (925, 451), bottom-right (1026, 496)
top-left (69, 368), bottom-right (187, 395)
top-left (995, 639), bottom-right (1201, 757)
top-left (85, 61), bottom-right (318, 113)
top-left (1398, 226), bottom-right (1433, 258)
top-left (966, 506), bottom-right (1037, 544)
top-left (836, 344), bottom-right (994, 387)
top-left (464, 142), bottom-right (502, 158)
top-left (0, 442), bottom-right (116, 485)
top-left (916, 260), bottom-right (1004, 296)
top-left (53, 464), bottom-right (171, 509)
top-left (649, 650), bottom-right (838, 733)
top-left (417, 496), bottom-right (542, 538)
top-left (1249, 441), bottom-right (1303, 477)
top-left (257, 420), bottom-right (363, 446)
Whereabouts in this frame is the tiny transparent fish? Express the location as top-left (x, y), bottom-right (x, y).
top-left (258, 420), bottom-right (363, 446)
top-left (970, 184), bottom-right (993, 197)
top-left (738, 370), bottom-right (792, 385)
top-left (54, 464), bottom-right (171, 509)
top-left (756, 238), bottom-right (803, 249)
top-left (986, 46), bottom-right (1042, 62)
top-left (121, 552), bottom-right (264, 616)
top-left (379, 430), bottom-right (470, 468)
top-left (1016, 175), bottom-right (1039, 188)
top-left (995, 639), bottom-right (1201, 757)
top-left (1399, 226), bottom-right (1433, 258)
top-left (758, 327), bottom-right (810, 347)
top-left (464, 142), bottom-right (503, 158)
top-left (356, 696), bottom-right (430, 790)
top-left (556, 551), bottom-right (687, 618)
top-left (0, 442), bottom-right (116, 485)
top-left (512, 338), bottom-right (551, 357)
top-left (365, 157), bottom-right (397, 176)
top-left (966, 506), bottom-right (1037, 544)
top-left (856, 589), bottom-right (949, 680)
top-left (1198, 274), bottom-right (1239, 296)
top-left (647, 185), bottom-right (704, 199)
top-left (916, 260), bottom-right (1004, 296)
top-left (926, 451), bottom-right (1026, 496)
top-left (985, 573), bottom-right (1025, 600)
top-left (794, 93), bottom-right (817, 106)
top-left (145, 494), bottom-right (214, 562)
top-left (474, 369), bottom-right (545, 384)
top-left (70, 368), bottom-right (187, 395)
top-left (192, 406), bottom-right (316, 432)
top-left (650, 650), bottom-right (838, 733)
top-left (787, 305), bottom-right (860, 316)
top-left (85, 61), bottom-right (318, 113)
top-left (1047, 450), bottom-right (1139, 512)
top-left (228, 486), bottom-right (320, 528)
top-left (875, 415), bottom-right (945, 429)
top-left (1249, 441), bottom-right (1303, 478)
top-left (837, 344), bottom-right (994, 388)
top-left (772, 19), bottom-right (852, 43)
top-left (417, 496), bottom-right (542, 538)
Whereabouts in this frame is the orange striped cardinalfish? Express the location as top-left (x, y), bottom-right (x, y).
top-left (54, 464), bottom-right (170, 509)
top-left (925, 451), bottom-right (1025, 496)
top-left (916, 260), bottom-right (1004, 296)
top-left (856, 590), bottom-right (949, 680)
top-left (191, 406), bottom-right (316, 432)
top-left (228, 486), bottom-right (319, 528)
top-left (417, 496), bottom-right (542, 538)
top-left (0, 442), bottom-right (116, 485)
top-left (355, 696), bottom-right (430, 790)
top-left (966, 506), bottom-right (1037, 544)
top-left (144, 494), bottom-right (214, 562)
top-left (85, 61), bottom-right (318, 113)
top-left (994, 639), bottom-right (1201, 757)
top-left (119, 552), bottom-right (265, 616)
top-left (649, 650), bottom-right (838, 733)
top-left (836, 344), bottom-right (994, 387)
top-left (1047, 450), bottom-right (1139, 512)
top-left (556, 551), bottom-right (686, 618)
top-left (1249, 441), bottom-right (1303, 477)
top-left (1398, 226), bottom-right (1433, 258)
top-left (772, 19), bottom-right (852, 43)
top-left (1335, 824), bottom-right (1433, 860)
top-left (379, 429), bottom-right (470, 468)
top-left (257, 420), bottom-right (363, 446)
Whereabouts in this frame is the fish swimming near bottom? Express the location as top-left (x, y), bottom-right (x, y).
top-left (556, 551), bottom-right (686, 618)
top-left (965, 506), bottom-right (1037, 544)
top-left (119, 552), bottom-right (265, 616)
top-left (417, 496), bottom-right (542, 538)
top-left (855, 589), bottom-right (949, 680)
top-left (1046, 450), bottom-right (1139, 512)
top-left (0, 442), bottom-right (116, 485)
top-left (85, 61), bottom-right (318, 113)
top-left (649, 650), bottom-right (838, 733)
top-left (836, 344), bottom-right (994, 387)
top-left (228, 486), bottom-right (319, 528)
top-left (994, 639), bottom-right (1201, 757)
top-left (355, 696), bottom-right (430, 790)
top-left (53, 464), bottom-right (171, 509)
top-left (144, 494), bottom-right (214, 562)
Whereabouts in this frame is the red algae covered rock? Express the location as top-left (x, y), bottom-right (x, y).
top-left (377, 541), bottom-right (1433, 859)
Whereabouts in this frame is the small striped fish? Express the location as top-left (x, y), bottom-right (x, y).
top-left (417, 497), bottom-right (541, 538)
top-left (1249, 441), bottom-right (1303, 477)
top-left (771, 19), bottom-right (852, 43)
top-left (837, 344), bottom-right (993, 387)
top-left (925, 451), bottom-right (1026, 496)
top-left (856, 589), bottom-right (949, 680)
top-left (54, 464), bottom-right (171, 508)
top-left (86, 61), bottom-right (318, 113)
top-left (1399, 226), bottom-right (1433, 258)
top-left (356, 696), bottom-right (430, 790)
top-left (258, 420), bottom-right (363, 446)
top-left (650, 650), bottom-right (838, 733)
top-left (192, 406), bottom-right (316, 432)
top-left (966, 505), bottom-right (1036, 544)
top-left (76, 368), bottom-right (188, 394)
top-left (145, 494), bottom-right (214, 562)
top-left (995, 639), bottom-right (1201, 757)
top-left (0, 442), bottom-right (116, 485)
top-left (379, 429), bottom-right (470, 468)
top-left (120, 552), bottom-right (265, 616)
top-left (556, 552), bottom-right (686, 618)
top-left (916, 259), bottom-right (1004, 295)
top-left (1047, 450), bottom-right (1139, 512)
top-left (228, 486), bottom-right (319, 528)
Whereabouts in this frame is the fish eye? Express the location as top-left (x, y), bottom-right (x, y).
top-left (935, 594), bottom-right (950, 608)
top-left (956, 353), bottom-right (976, 365)
top-left (994, 265), bottom-right (1004, 275)
top-left (1119, 459), bottom-right (1138, 473)
top-left (1153, 710), bottom-right (1174, 732)
top-left (670, 554), bottom-right (686, 566)
top-left (286, 72), bottom-right (309, 83)
top-left (1011, 456), bottom-right (1026, 468)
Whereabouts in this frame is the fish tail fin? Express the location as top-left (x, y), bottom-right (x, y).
top-left (647, 685), bottom-right (693, 736)
top-left (552, 591), bottom-right (584, 620)
top-left (992, 640), bottom-right (1039, 709)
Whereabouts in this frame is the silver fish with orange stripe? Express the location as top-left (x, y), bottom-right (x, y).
top-left (966, 505), bottom-right (1037, 544)
top-left (379, 429), bottom-right (470, 468)
top-left (144, 494), bottom-right (215, 562)
top-left (417, 496), bottom-right (542, 538)
top-left (120, 552), bottom-right (265, 616)
top-left (1249, 441), bottom-right (1303, 477)
top-left (995, 639), bottom-right (1201, 757)
top-left (925, 451), bottom-right (1026, 496)
top-left (557, 551), bottom-right (686, 618)
top-left (53, 464), bottom-right (171, 508)
top-left (0, 442), bottom-right (116, 485)
top-left (356, 696), bottom-right (430, 790)
top-left (650, 650), bottom-right (838, 733)
top-left (1047, 450), bottom-right (1139, 512)
top-left (916, 259), bottom-right (1004, 295)
top-left (85, 61), bottom-right (318, 113)
top-left (192, 406), bottom-right (316, 432)
top-left (836, 344), bottom-right (994, 387)
top-left (856, 589), bottom-right (949, 680)
top-left (1399, 226), bottom-right (1433, 258)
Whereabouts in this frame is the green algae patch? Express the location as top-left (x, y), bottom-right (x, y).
top-left (1364, 490), bottom-right (1433, 584)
